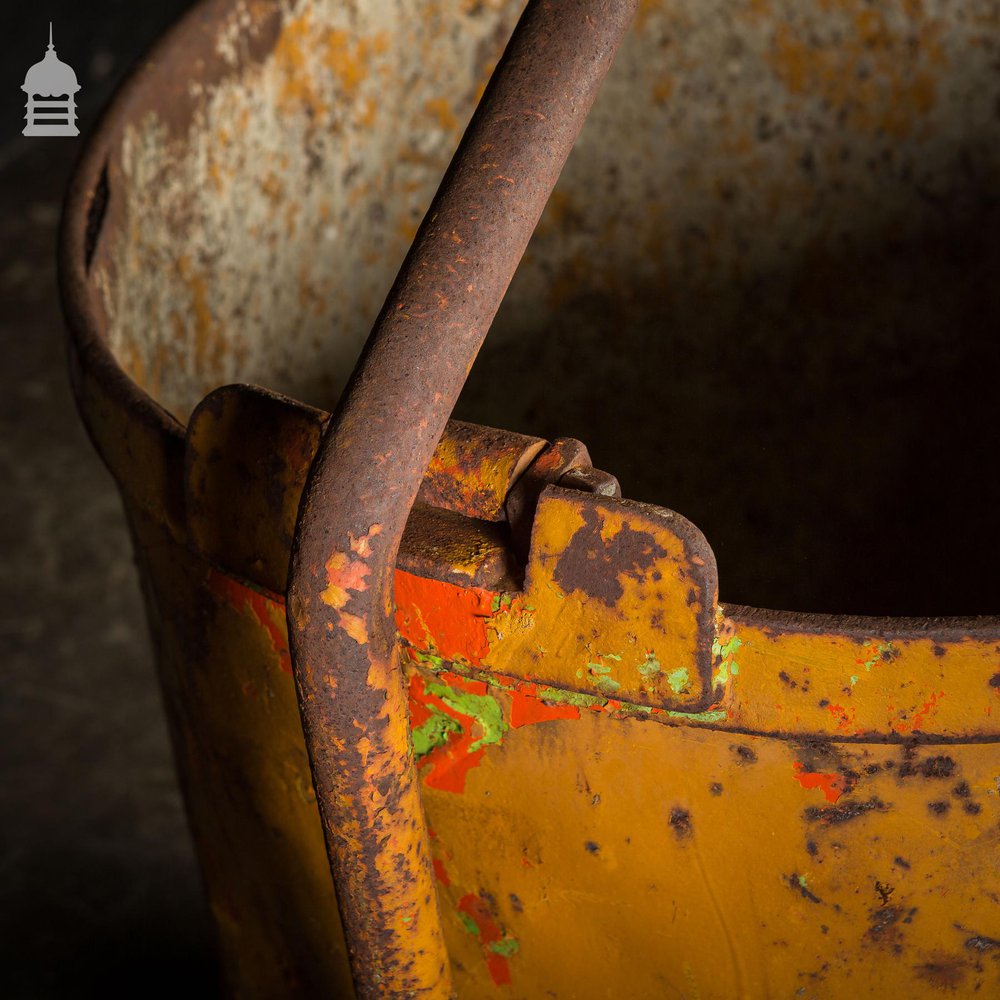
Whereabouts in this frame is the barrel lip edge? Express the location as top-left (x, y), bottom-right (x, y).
top-left (724, 602), bottom-right (1000, 640)
top-left (57, 0), bottom-right (241, 443)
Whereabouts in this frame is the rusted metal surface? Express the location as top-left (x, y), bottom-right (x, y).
top-left (417, 421), bottom-right (546, 524)
top-left (504, 436), bottom-right (620, 562)
top-left (286, 3), bottom-right (640, 994)
top-left (185, 384), bottom-right (542, 594)
top-left (58, 0), bottom-right (1000, 996)
top-left (186, 384), bottom-right (327, 591)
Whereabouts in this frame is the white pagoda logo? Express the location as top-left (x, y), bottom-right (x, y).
top-left (22, 24), bottom-right (80, 137)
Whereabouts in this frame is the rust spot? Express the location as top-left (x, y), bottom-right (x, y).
top-left (952, 781), bottom-right (971, 798)
top-left (778, 670), bottom-right (797, 688)
top-left (963, 801), bottom-right (982, 815)
top-left (731, 744), bottom-right (758, 765)
top-left (792, 738), bottom-right (858, 802)
top-left (552, 506), bottom-right (666, 607)
top-left (875, 880), bottom-right (894, 906)
top-left (669, 807), bottom-right (693, 839)
top-left (913, 954), bottom-right (968, 990)
top-left (709, 782), bottom-right (723, 796)
top-left (804, 797), bottom-right (889, 825)
top-left (989, 673), bottom-right (1000, 689)
top-left (867, 905), bottom-right (903, 944)
top-left (584, 841), bottom-right (600, 854)
top-left (894, 856), bottom-right (911, 870)
top-left (965, 935), bottom-right (1000, 952)
top-left (927, 800), bottom-right (950, 816)
top-left (900, 754), bottom-right (956, 779)
top-left (785, 873), bottom-right (822, 904)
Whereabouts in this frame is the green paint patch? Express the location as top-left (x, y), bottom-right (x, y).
top-left (410, 654), bottom-right (733, 739)
top-left (489, 938), bottom-right (520, 957)
top-left (460, 913), bottom-right (480, 936)
top-left (586, 661), bottom-right (621, 693)
top-left (638, 650), bottom-right (662, 679)
top-left (712, 634), bottom-right (742, 685)
top-left (408, 648), bottom-right (447, 672)
top-left (666, 707), bottom-right (728, 723)
top-left (850, 675), bottom-right (859, 687)
top-left (861, 641), bottom-right (898, 672)
top-left (584, 653), bottom-right (623, 693)
top-left (535, 685), bottom-right (607, 710)
top-left (412, 710), bottom-right (463, 758)
top-left (490, 593), bottom-right (520, 614)
top-left (426, 681), bottom-right (507, 751)
top-left (666, 667), bottom-right (690, 695)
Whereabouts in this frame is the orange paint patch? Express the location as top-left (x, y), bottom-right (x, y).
top-left (408, 672), bottom-right (486, 794)
top-left (792, 762), bottom-right (846, 803)
top-left (457, 893), bottom-right (512, 987)
top-left (338, 611), bottom-right (369, 645)
top-left (349, 523), bottom-right (382, 558)
top-left (432, 858), bottom-right (450, 887)
top-left (825, 702), bottom-right (858, 734)
top-left (510, 683), bottom-right (580, 727)
top-left (892, 691), bottom-right (946, 734)
top-left (408, 670), bottom-right (586, 794)
top-left (486, 952), bottom-right (512, 988)
top-left (208, 569), bottom-right (291, 675)
top-left (395, 571), bottom-right (495, 665)
top-left (320, 551), bottom-right (370, 610)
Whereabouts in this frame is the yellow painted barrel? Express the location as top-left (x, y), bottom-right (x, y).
top-left (61, 0), bottom-right (1000, 996)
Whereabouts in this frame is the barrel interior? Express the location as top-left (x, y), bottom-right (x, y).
top-left (87, 0), bottom-right (1000, 616)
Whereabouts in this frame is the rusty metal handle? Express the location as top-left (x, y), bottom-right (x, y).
top-left (287, 2), bottom-right (638, 996)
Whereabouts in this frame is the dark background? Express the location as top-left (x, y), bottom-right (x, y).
top-left (1, 4), bottom-right (218, 997)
